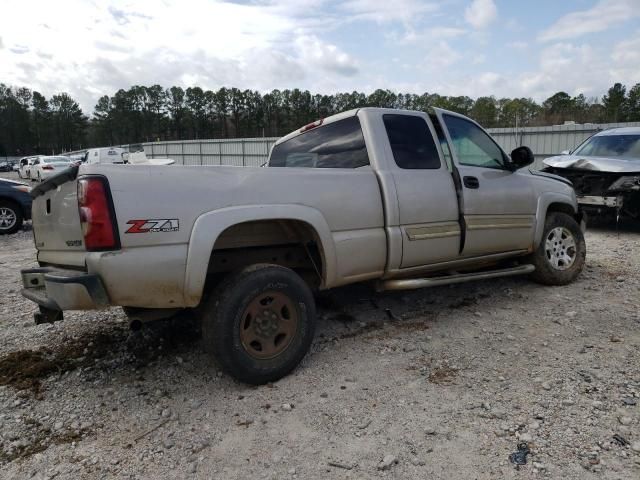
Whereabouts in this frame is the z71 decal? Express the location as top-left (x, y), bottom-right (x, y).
top-left (126, 219), bottom-right (179, 233)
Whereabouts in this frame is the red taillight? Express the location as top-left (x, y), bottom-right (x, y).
top-left (42, 165), bottom-right (54, 170)
top-left (77, 177), bottom-right (120, 251)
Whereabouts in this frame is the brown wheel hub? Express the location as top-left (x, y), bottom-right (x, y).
top-left (239, 291), bottom-right (298, 359)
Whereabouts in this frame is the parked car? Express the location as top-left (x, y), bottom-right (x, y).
top-left (0, 161), bottom-right (12, 172)
top-left (20, 107), bottom-right (586, 384)
top-left (12, 162), bottom-right (20, 172)
top-left (542, 127), bottom-right (640, 220)
top-left (0, 178), bottom-right (31, 234)
top-left (82, 146), bottom-right (175, 165)
top-left (18, 156), bottom-right (37, 179)
top-left (30, 156), bottom-right (73, 182)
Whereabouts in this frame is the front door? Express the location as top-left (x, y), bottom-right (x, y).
top-left (434, 109), bottom-right (537, 257)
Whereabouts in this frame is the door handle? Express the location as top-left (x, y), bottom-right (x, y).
top-left (463, 176), bottom-right (479, 189)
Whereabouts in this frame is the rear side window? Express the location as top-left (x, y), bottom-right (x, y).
top-left (383, 114), bottom-right (441, 169)
top-left (269, 117), bottom-right (369, 168)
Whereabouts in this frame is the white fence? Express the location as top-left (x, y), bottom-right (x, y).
top-left (139, 138), bottom-right (277, 167)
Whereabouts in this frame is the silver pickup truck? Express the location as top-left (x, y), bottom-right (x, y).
top-left (21, 108), bottom-right (586, 384)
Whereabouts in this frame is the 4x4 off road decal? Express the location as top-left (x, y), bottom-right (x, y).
top-left (126, 219), bottom-right (179, 233)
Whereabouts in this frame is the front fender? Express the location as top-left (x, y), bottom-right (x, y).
top-left (534, 192), bottom-right (579, 248)
top-left (183, 204), bottom-right (337, 307)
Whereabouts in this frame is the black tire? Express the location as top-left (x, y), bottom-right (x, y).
top-left (528, 212), bottom-right (586, 285)
top-left (201, 264), bottom-right (316, 385)
top-left (0, 200), bottom-right (24, 235)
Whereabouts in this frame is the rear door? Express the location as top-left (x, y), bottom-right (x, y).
top-left (433, 109), bottom-right (536, 257)
top-left (383, 112), bottom-right (461, 268)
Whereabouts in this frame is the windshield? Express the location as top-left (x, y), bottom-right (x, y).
top-left (573, 134), bottom-right (640, 160)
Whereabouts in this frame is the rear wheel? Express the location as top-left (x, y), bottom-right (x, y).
top-left (0, 201), bottom-right (23, 235)
top-left (529, 212), bottom-right (585, 285)
top-left (201, 264), bottom-right (316, 385)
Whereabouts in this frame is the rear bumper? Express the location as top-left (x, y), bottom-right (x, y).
top-left (21, 267), bottom-right (109, 311)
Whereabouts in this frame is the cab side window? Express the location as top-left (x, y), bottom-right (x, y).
top-left (383, 114), bottom-right (441, 169)
top-left (442, 114), bottom-right (507, 169)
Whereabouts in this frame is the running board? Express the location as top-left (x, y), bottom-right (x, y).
top-left (377, 264), bottom-right (535, 291)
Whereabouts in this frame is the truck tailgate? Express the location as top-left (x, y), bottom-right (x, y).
top-left (31, 168), bottom-right (86, 267)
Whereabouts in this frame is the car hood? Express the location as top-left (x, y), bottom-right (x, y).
top-left (1, 178), bottom-right (29, 187)
top-left (543, 155), bottom-right (640, 173)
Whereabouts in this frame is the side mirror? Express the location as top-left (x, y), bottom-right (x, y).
top-left (560, 150), bottom-right (571, 155)
top-left (509, 146), bottom-right (535, 170)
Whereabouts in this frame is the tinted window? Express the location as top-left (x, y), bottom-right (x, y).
top-left (269, 117), bottom-right (369, 168)
top-left (383, 114), bottom-right (441, 169)
top-left (443, 114), bottom-right (506, 169)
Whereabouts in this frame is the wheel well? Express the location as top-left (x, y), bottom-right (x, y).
top-left (547, 202), bottom-right (577, 219)
top-left (0, 197), bottom-right (20, 210)
top-left (207, 220), bottom-right (325, 289)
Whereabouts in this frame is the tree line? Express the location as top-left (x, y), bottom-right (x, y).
top-left (1, 81), bottom-right (639, 157)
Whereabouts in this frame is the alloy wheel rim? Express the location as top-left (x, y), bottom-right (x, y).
top-left (239, 291), bottom-right (298, 359)
top-left (0, 207), bottom-right (17, 230)
top-left (544, 227), bottom-right (577, 271)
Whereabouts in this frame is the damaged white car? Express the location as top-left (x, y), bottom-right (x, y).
top-left (542, 127), bottom-right (640, 221)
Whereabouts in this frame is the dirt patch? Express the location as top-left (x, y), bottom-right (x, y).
top-left (428, 365), bottom-right (459, 385)
top-left (0, 421), bottom-right (92, 464)
top-left (0, 332), bottom-right (120, 397)
top-left (0, 314), bottom-right (200, 398)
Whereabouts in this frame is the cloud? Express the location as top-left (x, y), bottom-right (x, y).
top-left (295, 35), bottom-right (359, 76)
top-left (423, 41), bottom-right (462, 69)
top-left (94, 40), bottom-right (131, 54)
top-left (341, 0), bottom-right (439, 23)
top-left (9, 45), bottom-right (30, 54)
top-left (465, 0), bottom-right (497, 29)
top-left (396, 26), bottom-right (467, 44)
top-left (538, 0), bottom-right (640, 42)
top-left (107, 6), bottom-right (152, 26)
top-left (611, 32), bottom-right (640, 64)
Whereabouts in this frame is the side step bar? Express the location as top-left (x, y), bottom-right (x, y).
top-left (377, 264), bottom-right (535, 291)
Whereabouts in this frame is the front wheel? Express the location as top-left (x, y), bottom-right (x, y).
top-left (528, 212), bottom-right (586, 285)
top-left (0, 201), bottom-right (23, 235)
top-left (200, 264), bottom-right (316, 385)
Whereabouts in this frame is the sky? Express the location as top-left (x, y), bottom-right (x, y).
top-left (1, 0), bottom-right (640, 112)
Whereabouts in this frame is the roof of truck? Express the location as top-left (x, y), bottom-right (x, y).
top-left (273, 107), bottom-right (444, 147)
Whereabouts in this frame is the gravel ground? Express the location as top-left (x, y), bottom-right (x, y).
top-left (0, 171), bottom-right (639, 479)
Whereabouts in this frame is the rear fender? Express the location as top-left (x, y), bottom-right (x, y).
top-left (183, 205), bottom-right (336, 307)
